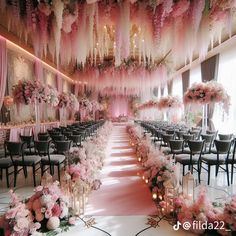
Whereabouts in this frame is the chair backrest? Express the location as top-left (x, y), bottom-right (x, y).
top-left (183, 134), bottom-right (194, 141)
top-left (218, 134), bottom-right (233, 141)
top-left (166, 130), bottom-right (175, 135)
top-left (20, 135), bottom-right (33, 147)
top-left (201, 134), bottom-right (214, 144)
top-left (51, 135), bottom-right (65, 141)
top-left (6, 141), bottom-right (23, 156)
top-left (68, 135), bottom-right (81, 143)
top-left (162, 134), bottom-right (175, 145)
top-left (38, 134), bottom-right (50, 141)
top-left (214, 140), bottom-right (232, 154)
top-left (169, 139), bottom-right (183, 151)
top-left (176, 131), bottom-right (187, 139)
top-left (188, 140), bottom-right (205, 154)
top-left (6, 141), bottom-right (26, 163)
top-left (34, 141), bottom-right (49, 155)
top-left (54, 141), bottom-right (71, 154)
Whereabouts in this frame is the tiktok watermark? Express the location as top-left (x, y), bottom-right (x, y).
top-left (173, 220), bottom-right (231, 232)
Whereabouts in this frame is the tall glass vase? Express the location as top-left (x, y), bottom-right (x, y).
top-left (202, 104), bottom-right (208, 133)
top-left (34, 100), bottom-right (40, 136)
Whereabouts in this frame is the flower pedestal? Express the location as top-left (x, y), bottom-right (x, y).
top-left (60, 107), bottom-right (67, 126)
top-left (34, 100), bottom-right (41, 136)
top-left (202, 104), bottom-right (208, 133)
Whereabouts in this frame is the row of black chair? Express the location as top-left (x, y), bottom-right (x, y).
top-left (0, 120), bottom-right (105, 187)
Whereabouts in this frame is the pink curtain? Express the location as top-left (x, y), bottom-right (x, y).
top-left (56, 73), bottom-right (62, 92)
top-left (34, 59), bottom-right (43, 82)
top-left (110, 97), bottom-right (129, 117)
top-left (0, 36), bottom-right (7, 110)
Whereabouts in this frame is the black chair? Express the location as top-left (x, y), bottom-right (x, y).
top-left (218, 134), bottom-right (233, 141)
top-left (38, 133), bottom-right (50, 141)
top-left (68, 135), bottom-right (82, 147)
top-left (201, 140), bottom-right (232, 186)
top-left (201, 134), bottom-right (214, 154)
top-left (51, 134), bottom-right (65, 141)
top-left (160, 134), bottom-right (175, 149)
top-left (35, 141), bottom-right (65, 182)
top-left (169, 139), bottom-right (184, 159)
top-left (20, 135), bottom-right (34, 155)
top-left (227, 138), bottom-right (236, 184)
top-left (176, 140), bottom-right (205, 183)
top-left (0, 149), bottom-right (13, 187)
top-left (6, 141), bottom-right (41, 187)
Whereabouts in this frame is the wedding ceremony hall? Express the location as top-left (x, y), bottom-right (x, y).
top-left (1, 0), bottom-right (236, 235)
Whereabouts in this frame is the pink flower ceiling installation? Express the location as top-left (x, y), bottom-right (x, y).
top-left (184, 81), bottom-right (230, 113)
top-left (2, 0), bottom-right (236, 69)
top-left (137, 96), bottom-right (182, 111)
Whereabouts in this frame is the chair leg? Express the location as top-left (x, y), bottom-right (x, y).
top-left (226, 164), bottom-right (230, 186)
top-left (0, 168), bottom-right (2, 180)
top-left (23, 166), bottom-right (28, 178)
top-left (6, 168), bottom-right (9, 188)
top-left (208, 165), bottom-right (211, 185)
top-left (231, 163), bottom-right (234, 184)
top-left (198, 163), bottom-right (201, 184)
top-left (41, 164), bottom-right (44, 176)
top-left (215, 164), bottom-right (219, 177)
top-left (32, 165), bottom-right (36, 187)
top-left (57, 164), bottom-right (60, 182)
top-left (14, 166), bottom-right (18, 187)
top-left (182, 165), bottom-right (185, 176)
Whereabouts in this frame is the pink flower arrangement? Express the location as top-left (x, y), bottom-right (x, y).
top-left (80, 98), bottom-right (93, 112)
top-left (136, 100), bottom-right (159, 111)
top-left (26, 182), bottom-right (69, 231)
top-left (45, 86), bottom-right (59, 107)
top-left (158, 96), bottom-right (182, 110)
top-left (1, 190), bottom-right (41, 236)
top-left (12, 80), bottom-right (48, 105)
top-left (222, 195), bottom-right (236, 232)
top-left (68, 94), bottom-right (79, 110)
top-left (184, 81), bottom-right (230, 113)
top-left (58, 92), bottom-right (70, 109)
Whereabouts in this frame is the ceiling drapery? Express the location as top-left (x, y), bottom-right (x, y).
top-left (0, 0), bottom-right (235, 96)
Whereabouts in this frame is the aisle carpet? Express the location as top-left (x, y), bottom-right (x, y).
top-left (85, 123), bottom-right (157, 216)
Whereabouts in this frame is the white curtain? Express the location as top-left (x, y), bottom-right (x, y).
top-left (213, 47), bottom-right (236, 133)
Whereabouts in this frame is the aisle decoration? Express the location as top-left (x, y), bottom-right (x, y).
top-left (136, 101), bottom-right (159, 111)
top-left (183, 81), bottom-right (230, 113)
top-left (127, 124), bottom-right (235, 235)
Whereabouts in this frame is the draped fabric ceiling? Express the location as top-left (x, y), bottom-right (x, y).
top-left (0, 0), bottom-right (236, 96)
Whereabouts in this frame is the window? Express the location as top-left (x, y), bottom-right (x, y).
top-left (190, 65), bottom-right (201, 86)
top-left (213, 47), bottom-right (236, 133)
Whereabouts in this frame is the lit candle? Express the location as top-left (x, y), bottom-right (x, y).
top-left (145, 179), bottom-right (148, 184)
top-left (152, 193), bottom-right (157, 199)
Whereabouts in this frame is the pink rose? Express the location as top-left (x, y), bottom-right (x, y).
top-left (32, 199), bottom-right (42, 211)
top-left (52, 204), bottom-right (61, 217)
top-left (46, 216), bottom-right (60, 230)
top-left (68, 217), bottom-right (76, 225)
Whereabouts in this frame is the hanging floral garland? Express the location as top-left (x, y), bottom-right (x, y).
top-left (158, 96), bottom-right (182, 110)
top-left (183, 81), bottom-right (230, 113)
